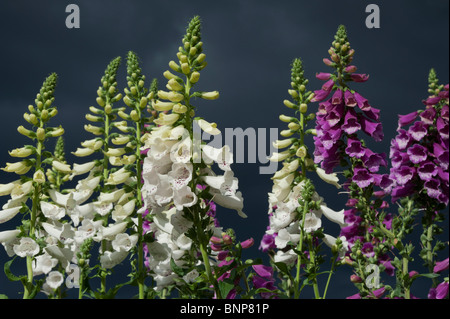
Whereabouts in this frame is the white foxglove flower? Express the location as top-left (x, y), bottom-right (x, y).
top-left (74, 219), bottom-right (103, 244)
top-left (46, 271), bottom-right (64, 289)
top-left (196, 119), bottom-right (221, 135)
top-left (273, 249), bottom-right (297, 266)
top-left (106, 167), bottom-right (131, 185)
top-left (13, 237), bottom-right (40, 257)
top-left (316, 167), bottom-right (341, 189)
top-left (45, 245), bottom-right (74, 270)
top-left (170, 137), bottom-right (192, 163)
top-left (97, 189), bottom-right (125, 204)
top-left (72, 147), bottom-right (96, 157)
top-left (111, 233), bottom-right (138, 252)
top-left (0, 229), bottom-right (20, 244)
top-left (33, 253), bottom-right (58, 276)
top-left (0, 181), bottom-right (19, 196)
top-left (100, 250), bottom-right (129, 269)
top-left (71, 161), bottom-right (96, 178)
top-left (168, 163), bottom-right (193, 190)
top-left (111, 199), bottom-right (136, 221)
top-left (10, 181), bottom-right (33, 199)
top-left (173, 185), bottom-right (197, 210)
top-left (41, 221), bottom-right (75, 244)
top-left (301, 212), bottom-right (322, 233)
top-left (40, 201), bottom-right (65, 220)
top-left (183, 269), bottom-right (199, 284)
top-left (93, 202), bottom-right (114, 216)
top-left (95, 222), bottom-right (128, 241)
top-left (0, 206), bottom-right (22, 224)
top-left (201, 145), bottom-right (233, 171)
top-left (52, 160), bottom-right (72, 173)
top-left (318, 205), bottom-right (346, 227)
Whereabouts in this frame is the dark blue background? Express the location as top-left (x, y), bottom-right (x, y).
top-left (0, 0), bottom-right (448, 299)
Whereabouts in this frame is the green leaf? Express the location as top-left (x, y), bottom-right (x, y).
top-left (418, 273), bottom-right (440, 279)
top-left (170, 258), bottom-right (186, 277)
top-left (218, 279), bottom-right (235, 299)
top-left (0, 294), bottom-right (8, 299)
top-left (4, 257), bottom-right (26, 282)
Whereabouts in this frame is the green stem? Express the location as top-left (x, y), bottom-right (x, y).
top-left (402, 256), bottom-right (410, 299)
top-left (322, 256), bottom-right (337, 299)
top-left (294, 199), bottom-right (308, 298)
top-left (308, 247), bottom-right (321, 299)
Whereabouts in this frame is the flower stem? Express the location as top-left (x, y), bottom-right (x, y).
top-left (322, 256), bottom-right (337, 299)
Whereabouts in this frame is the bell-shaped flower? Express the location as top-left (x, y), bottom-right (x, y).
top-left (111, 199), bottom-right (136, 221)
top-left (106, 167), bottom-right (131, 185)
top-left (0, 206), bottom-right (22, 224)
top-left (173, 185), bottom-right (198, 211)
top-left (317, 205), bottom-right (346, 227)
top-left (8, 147), bottom-right (34, 158)
top-left (111, 233), bottom-right (138, 252)
top-left (52, 160), bottom-right (72, 173)
top-left (0, 229), bottom-right (20, 245)
top-left (40, 201), bottom-right (66, 220)
top-left (301, 212), bottom-right (322, 233)
top-left (201, 145), bottom-right (233, 171)
top-left (316, 167), bottom-right (341, 189)
top-left (100, 250), bottom-right (129, 269)
top-left (0, 181), bottom-right (19, 196)
top-left (70, 161), bottom-right (96, 179)
top-left (2, 161), bottom-right (32, 175)
top-left (44, 245), bottom-right (74, 270)
top-left (322, 234), bottom-right (349, 259)
top-left (74, 219), bottom-right (103, 244)
top-left (41, 221), bottom-right (75, 244)
top-left (170, 137), bottom-right (192, 163)
top-left (154, 113), bottom-right (180, 126)
top-left (72, 147), bottom-right (96, 157)
top-left (13, 237), bottom-right (40, 257)
top-left (45, 271), bottom-right (64, 290)
top-left (197, 119), bottom-right (221, 135)
top-left (168, 163), bottom-right (193, 190)
top-left (33, 253), bottom-right (58, 276)
top-left (95, 221), bottom-right (128, 241)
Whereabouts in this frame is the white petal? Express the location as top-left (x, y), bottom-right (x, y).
top-left (0, 206), bottom-right (22, 224)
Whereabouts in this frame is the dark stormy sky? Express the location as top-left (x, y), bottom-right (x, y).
top-left (0, 0), bottom-right (448, 299)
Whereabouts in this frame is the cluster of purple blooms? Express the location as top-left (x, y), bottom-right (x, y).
top-left (388, 84), bottom-right (449, 205)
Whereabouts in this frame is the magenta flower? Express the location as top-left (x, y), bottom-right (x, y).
top-left (434, 258), bottom-right (449, 273)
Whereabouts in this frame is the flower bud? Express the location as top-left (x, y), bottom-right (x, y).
top-left (299, 103), bottom-right (308, 113)
top-left (201, 91), bottom-right (219, 100)
top-left (283, 99), bottom-right (297, 109)
top-left (96, 97), bottom-right (105, 107)
top-left (52, 160), bottom-right (72, 173)
top-left (273, 139), bottom-right (293, 149)
top-left (190, 71), bottom-right (200, 83)
top-left (37, 101), bottom-right (44, 110)
top-left (130, 110), bottom-right (140, 122)
top-left (9, 147), bottom-right (33, 158)
top-left (169, 60), bottom-right (181, 72)
top-left (172, 103), bottom-right (188, 114)
top-left (163, 70), bottom-right (178, 80)
top-left (288, 122), bottom-right (300, 131)
top-left (33, 169), bottom-right (46, 184)
top-left (181, 63), bottom-right (191, 75)
top-left (296, 145), bottom-right (307, 159)
top-left (85, 114), bottom-right (102, 122)
top-left (123, 95), bottom-right (133, 107)
top-left (152, 100), bottom-right (175, 112)
top-left (168, 78), bottom-right (183, 91)
top-left (48, 127), bottom-right (64, 137)
top-left (288, 89), bottom-right (298, 98)
top-left (195, 53), bottom-right (206, 64)
top-left (350, 275), bottom-right (363, 283)
top-left (36, 127), bottom-right (46, 141)
top-left (279, 114), bottom-right (295, 123)
top-left (105, 104), bottom-right (113, 114)
top-left (17, 125), bottom-right (35, 138)
top-left (84, 124), bottom-right (103, 135)
top-left (28, 105), bottom-right (35, 113)
top-left (280, 129), bottom-right (294, 137)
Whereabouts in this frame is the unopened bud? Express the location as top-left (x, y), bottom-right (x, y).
top-left (36, 127), bottom-right (45, 141)
top-left (181, 63), bottom-right (191, 75)
top-left (299, 103), bottom-right (308, 113)
top-left (130, 110), bottom-right (140, 122)
top-left (190, 71), bottom-right (200, 84)
top-left (283, 99), bottom-right (297, 109)
top-left (96, 97), bottom-right (105, 107)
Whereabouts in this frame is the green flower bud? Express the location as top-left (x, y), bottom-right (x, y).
top-left (190, 71), bottom-right (200, 83)
top-left (130, 110), bottom-right (140, 122)
top-left (140, 97), bottom-right (148, 109)
top-left (36, 127), bottom-right (45, 141)
top-left (299, 103), bottom-right (308, 113)
top-left (283, 99), bottom-right (297, 109)
top-left (96, 97), bottom-right (105, 107)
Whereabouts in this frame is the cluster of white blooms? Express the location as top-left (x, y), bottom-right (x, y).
top-left (265, 176), bottom-right (349, 265)
top-left (141, 122), bottom-right (245, 290)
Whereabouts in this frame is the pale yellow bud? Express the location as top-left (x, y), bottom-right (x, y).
top-left (52, 160), bottom-right (72, 173)
top-left (85, 114), bottom-right (102, 122)
top-left (189, 46), bottom-right (197, 56)
top-left (41, 109), bottom-right (49, 120)
top-left (163, 70), bottom-right (178, 80)
top-left (167, 92), bottom-right (185, 103)
top-left (37, 101), bottom-right (44, 110)
top-left (268, 150), bottom-right (291, 162)
top-left (201, 91), bottom-right (219, 100)
top-left (153, 113), bottom-right (180, 126)
top-left (9, 147), bottom-right (33, 158)
top-left (140, 97), bottom-right (148, 109)
top-left (28, 105), bottom-right (35, 113)
top-left (89, 106), bottom-right (103, 114)
top-left (181, 63), bottom-right (191, 75)
top-left (279, 115), bottom-right (294, 123)
top-left (272, 139), bottom-right (293, 149)
top-left (2, 161), bottom-right (32, 175)
top-left (17, 125), bottom-right (35, 138)
top-left (172, 103), bottom-right (188, 114)
top-left (105, 104), bottom-right (113, 114)
top-left (118, 110), bottom-right (130, 120)
top-left (152, 100), bottom-right (175, 112)
top-left (283, 99), bottom-right (297, 109)
top-left (299, 103), bottom-right (308, 113)
top-left (168, 78), bottom-right (183, 91)
top-left (280, 129), bottom-right (294, 137)
top-left (288, 122), bottom-right (300, 131)
top-left (123, 95), bottom-right (133, 107)
top-left (104, 148), bottom-right (126, 157)
top-left (96, 97), bottom-right (105, 107)
top-left (296, 145), bottom-right (307, 159)
top-left (196, 53), bottom-right (206, 64)
top-left (288, 89), bottom-right (298, 98)
top-left (72, 147), bottom-right (95, 157)
top-left (36, 128), bottom-right (46, 141)
top-left (190, 71), bottom-right (200, 84)
top-left (169, 60), bottom-right (181, 72)
top-left (130, 110), bottom-right (140, 122)
top-left (111, 135), bottom-right (130, 145)
top-left (84, 124), bottom-right (103, 135)
top-left (47, 127), bottom-right (64, 137)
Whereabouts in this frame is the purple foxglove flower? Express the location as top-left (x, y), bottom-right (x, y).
top-left (316, 72), bottom-right (332, 80)
top-left (259, 233), bottom-right (276, 252)
top-left (424, 178), bottom-right (441, 199)
top-left (346, 138), bottom-right (365, 158)
top-left (312, 89), bottom-right (331, 102)
top-left (344, 90), bottom-right (357, 107)
top-left (352, 167), bottom-right (374, 188)
top-left (437, 167), bottom-right (449, 182)
top-left (394, 129), bottom-right (412, 150)
top-left (433, 258), bottom-right (449, 273)
top-left (433, 142), bottom-right (449, 170)
top-left (361, 117), bottom-right (384, 142)
top-left (379, 174), bottom-right (394, 193)
top-left (342, 108), bottom-right (361, 134)
top-left (323, 58), bottom-right (334, 66)
top-left (390, 150), bottom-right (410, 169)
top-left (331, 88), bottom-right (343, 105)
top-left (354, 92), bottom-right (371, 110)
top-left (322, 79), bottom-right (335, 91)
top-left (345, 65), bottom-right (357, 73)
top-left (437, 117), bottom-right (449, 140)
top-left (363, 151), bottom-right (387, 173)
top-left (441, 105), bottom-right (449, 121)
top-left (393, 166), bottom-right (416, 185)
top-left (362, 242), bottom-right (375, 257)
top-left (350, 73), bottom-right (369, 82)
top-left (435, 281), bottom-right (449, 299)
top-left (407, 144), bottom-right (428, 164)
top-left (398, 111), bottom-right (419, 127)
top-left (418, 162), bottom-right (438, 181)
top-left (241, 238), bottom-right (254, 249)
top-left (252, 275), bottom-right (278, 299)
top-left (423, 96), bottom-right (441, 105)
top-left (391, 181), bottom-right (415, 201)
top-left (363, 106), bottom-right (380, 121)
top-left (420, 107), bottom-right (437, 125)
top-left (408, 121), bottom-right (428, 141)
top-left (252, 265), bottom-right (274, 279)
